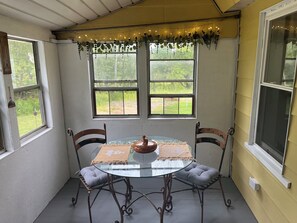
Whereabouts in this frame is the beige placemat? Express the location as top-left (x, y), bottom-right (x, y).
top-left (158, 143), bottom-right (193, 160)
top-left (91, 144), bottom-right (131, 164)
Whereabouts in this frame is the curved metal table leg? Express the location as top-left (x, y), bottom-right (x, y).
top-left (108, 174), bottom-right (125, 223)
top-left (109, 174), bottom-right (173, 223)
top-left (158, 173), bottom-right (173, 223)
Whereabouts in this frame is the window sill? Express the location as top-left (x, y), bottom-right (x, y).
top-left (148, 117), bottom-right (196, 120)
top-left (244, 142), bottom-right (291, 188)
top-left (0, 151), bottom-right (13, 161)
top-left (92, 117), bottom-right (140, 121)
top-left (21, 127), bottom-right (52, 147)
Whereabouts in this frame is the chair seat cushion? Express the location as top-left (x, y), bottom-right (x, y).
top-left (175, 162), bottom-right (219, 186)
top-left (80, 166), bottom-right (108, 187)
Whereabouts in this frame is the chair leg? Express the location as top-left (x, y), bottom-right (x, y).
top-left (219, 177), bottom-right (231, 207)
top-left (200, 190), bottom-right (204, 223)
top-left (196, 189), bottom-right (204, 223)
top-left (72, 180), bottom-right (81, 206)
top-left (87, 191), bottom-right (93, 223)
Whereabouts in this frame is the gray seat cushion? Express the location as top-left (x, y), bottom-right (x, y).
top-left (175, 162), bottom-right (219, 186)
top-left (80, 166), bottom-right (108, 187)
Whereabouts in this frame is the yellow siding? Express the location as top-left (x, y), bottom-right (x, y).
top-left (233, 141), bottom-right (297, 222)
top-left (235, 94), bottom-right (252, 116)
top-left (232, 152), bottom-right (289, 223)
top-left (288, 116), bottom-right (297, 144)
top-left (236, 77), bottom-right (254, 98)
top-left (237, 58), bottom-right (256, 79)
top-left (233, 0), bottom-right (297, 222)
top-left (233, 124), bottom-right (249, 144)
top-left (234, 110), bottom-right (250, 132)
top-left (284, 167), bottom-right (297, 201)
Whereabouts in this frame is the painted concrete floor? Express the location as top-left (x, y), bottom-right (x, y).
top-left (34, 177), bottom-right (257, 223)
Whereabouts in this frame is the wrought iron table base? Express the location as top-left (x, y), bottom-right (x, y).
top-left (108, 174), bottom-right (173, 223)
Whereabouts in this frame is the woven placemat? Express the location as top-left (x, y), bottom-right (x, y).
top-left (91, 144), bottom-right (131, 165)
top-left (158, 143), bottom-right (192, 160)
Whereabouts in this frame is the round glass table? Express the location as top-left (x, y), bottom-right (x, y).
top-left (93, 136), bottom-right (193, 223)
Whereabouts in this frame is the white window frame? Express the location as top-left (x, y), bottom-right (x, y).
top-left (89, 48), bottom-right (139, 118)
top-left (148, 43), bottom-right (197, 118)
top-left (246, 0), bottom-right (297, 188)
top-left (0, 35), bottom-right (52, 159)
top-left (0, 116), bottom-right (5, 155)
top-left (9, 38), bottom-right (47, 139)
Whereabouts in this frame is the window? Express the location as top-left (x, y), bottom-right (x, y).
top-left (255, 11), bottom-right (297, 164)
top-left (148, 43), bottom-right (196, 117)
top-left (90, 46), bottom-right (138, 117)
top-left (8, 39), bottom-right (46, 138)
top-left (247, 1), bottom-right (297, 188)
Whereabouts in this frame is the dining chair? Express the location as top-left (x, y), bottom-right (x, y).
top-left (67, 124), bottom-right (131, 223)
top-left (174, 122), bottom-right (235, 223)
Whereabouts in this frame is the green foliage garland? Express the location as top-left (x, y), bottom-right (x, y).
top-left (77, 29), bottom-right (220, 56)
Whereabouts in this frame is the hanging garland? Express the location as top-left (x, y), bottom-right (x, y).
top-left (76, 28), bottom-right (220, 55)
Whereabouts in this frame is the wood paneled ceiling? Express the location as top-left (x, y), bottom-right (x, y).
top-left (0, 0), bottom-right (143, 30)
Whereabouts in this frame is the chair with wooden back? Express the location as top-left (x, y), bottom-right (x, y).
top-left (67, 124), bottom-right (131, 223)
top-left (175, 122), bottom-right (235, 223)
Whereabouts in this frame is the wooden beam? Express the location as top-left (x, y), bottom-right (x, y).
top-left (0, 32), bottom-right (11, 74)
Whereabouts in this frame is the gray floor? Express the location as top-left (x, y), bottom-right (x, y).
top-left (34, 177), bottom-right (257, 223)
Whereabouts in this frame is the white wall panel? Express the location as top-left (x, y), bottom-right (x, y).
top-left (58, 39), bottom-right (238, 176)
top-left (0, 16), bottom-right (68, 223)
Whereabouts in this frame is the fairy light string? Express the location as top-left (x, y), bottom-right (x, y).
top-left (76, 26), bottom-right (221, 55)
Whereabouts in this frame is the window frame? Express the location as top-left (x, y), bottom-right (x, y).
top-left (246, 0), bottom-right (297, 188)
top-left (147, 43), bottom-right (198, 118)
top-left (89, 49), bottom-right (140, 118)
top-left (0, 117), bottom-right (5, 155)
top-left (9, 38), bottom-right (47, 139)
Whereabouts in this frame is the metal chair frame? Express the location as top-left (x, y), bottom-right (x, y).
top-left (67, 125), bottom-right (131, 223)
top-left (174, 122), bottom-right (235, 223)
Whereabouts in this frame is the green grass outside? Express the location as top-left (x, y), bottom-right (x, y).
top-left (151, 99), bottom-right (192, 115)
top-left (17, 114), bottom-right (43, 137)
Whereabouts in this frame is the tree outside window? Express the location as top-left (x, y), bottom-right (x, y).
top-left (8, 39), bottom-right (46, 137)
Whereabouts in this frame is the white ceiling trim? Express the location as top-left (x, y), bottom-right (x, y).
top-left (0, 0), bottom-right (142, 30)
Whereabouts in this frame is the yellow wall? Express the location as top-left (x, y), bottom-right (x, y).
top-left (234, 0), bottom-right (297, 222)
top-left (54, 0), bottom-right (239, 41)
top-left (215, 0), bottom-right (240, 12)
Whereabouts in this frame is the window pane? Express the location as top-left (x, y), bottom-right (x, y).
top-left (150, 43), bottom-right (194, 59)
top-left (149, 43), bottom-right (196, 117)
top-left (151, 98), bottom-right (164, 114)
top-left (264, 12), bottom-right (297, 87)
top-left (95, 91), bottom-right (109, 115)
top-left (256, 86), bottom-right (291, 163)
top-left (92, 48), bottom-right (138, 117)
top-left (150, 82), bottom-right (193, 94)
top-left (93, 54), bottom-right (137, 81)
top-left (9, 40), bottom-right (38, 88)
top-left (150, 97), bottom-right (193, 115)
top-left (110, 91), bottom-right (124, 114)
top-left (95, 91), bottom-right (138, 115)
top-left (150, 61), bottom-right (194, 81)
top-left (15, 89), bottom-right (44, 137)
top-left (164, 98), bottom-right (179, 114)
top-left (179, 98), bottom-right (193, 114)
top-left (124, 91), bottom-right (138, 115)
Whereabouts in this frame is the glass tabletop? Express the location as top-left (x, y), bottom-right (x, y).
top-left (94, 136), bottom-right (193, 178)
